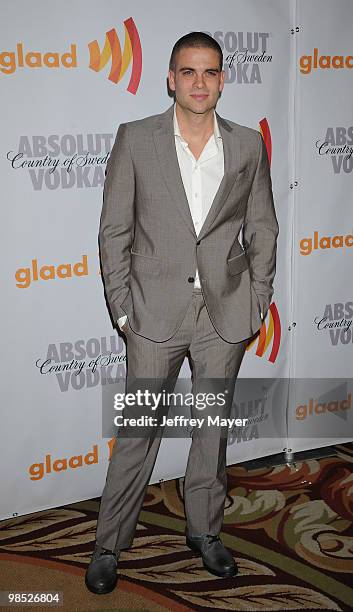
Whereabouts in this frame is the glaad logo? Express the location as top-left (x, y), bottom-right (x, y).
top-left (88, 17), bottom-right (142, 93)
top-left (296, 392), bottom-right (351, 420)
top-left (15, 255), bottom-right (88, 288)
top-left (0, 17), bottom-right (142, 94)
top-left (314, 301), bottom-right (353, 346)
top-left (300, 230), bottom-right (353, 255)
top-left (35, 336), bottom-right (126, 392)
top-left (316, 126), bottom-right (353, 174)
top-left (6, 133), bottom-right (113, 190)
top-left (299, 48), bottom-right (353, 74)
top-left (28, 445), bottom-right (98, 481)
top-left (28, 438), bottom-right (117, 480)
top-left (204, 30), bottom-right (272, 84)
top-left (0, 43), bottom-right (77, 74)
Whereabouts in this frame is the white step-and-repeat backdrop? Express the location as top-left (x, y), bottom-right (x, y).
top-left (1, 0), bottom-right (352, 519)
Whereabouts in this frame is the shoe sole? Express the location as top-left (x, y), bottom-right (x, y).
top-left (186, 538), bottom-right (237, 578)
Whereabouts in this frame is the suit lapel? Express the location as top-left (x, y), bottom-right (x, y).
top-left (153, 105), bottom-right (241, 240)
top-left (197, 113), bottom-right (241, 240)
top-left (153, 105), bottom-right (196, 238)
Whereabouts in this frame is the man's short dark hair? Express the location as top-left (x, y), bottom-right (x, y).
top-left (169, 32), bottom-right (223, 72)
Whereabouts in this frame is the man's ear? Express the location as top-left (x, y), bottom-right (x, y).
top-left (168, 69), bottom-right (176, 91)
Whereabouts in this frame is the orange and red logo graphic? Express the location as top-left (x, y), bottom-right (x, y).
top-left (88, 17), bottom-right (142, 94)
top-left (245, 119), bottom-right (279, 363)
top-left (259, 117), bottom-right (272, 166)
top-left (247, 302), bottom-right (281, 363)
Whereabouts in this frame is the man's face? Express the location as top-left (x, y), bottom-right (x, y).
top-left (168, 46), bottom-right (224, 115)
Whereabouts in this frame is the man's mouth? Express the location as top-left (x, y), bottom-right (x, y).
top-left (190, 94), bottom-right (208, 100)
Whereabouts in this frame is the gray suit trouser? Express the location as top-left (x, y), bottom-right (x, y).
top-left (95, 288), bottom-right (247, 553)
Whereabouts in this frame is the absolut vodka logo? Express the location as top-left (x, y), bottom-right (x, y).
top-left (205, 30), bottom-right (272, 84)
top-left (315, 301), bottom-right (353, 346)
top-left (6, 132), bottom-right (114, 190)
top-left (316, 126), bottom-right (353, 174)
top-left (35, 335), bottom-right (126, 391)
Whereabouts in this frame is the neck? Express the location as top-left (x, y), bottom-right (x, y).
top-left (175, 102), bottom-right (215, 142)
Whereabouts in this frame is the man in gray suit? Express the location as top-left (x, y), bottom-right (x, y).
top-left (86, 31), bottom-right (278, 594)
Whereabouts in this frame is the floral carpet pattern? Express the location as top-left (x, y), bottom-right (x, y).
top-left (0, 444), bottom-right (353, 611)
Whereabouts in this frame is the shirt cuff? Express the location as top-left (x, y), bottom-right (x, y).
top-left (117, 315), bottom-right (127, 329)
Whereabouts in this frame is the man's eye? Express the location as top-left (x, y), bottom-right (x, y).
top-left (207, 71), bottom-right (217, 76)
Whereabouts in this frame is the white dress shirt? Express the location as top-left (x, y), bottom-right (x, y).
top-left (117, 105), bottom-right (224, 329)
top-left (173, 104), bottom-right (224, 288)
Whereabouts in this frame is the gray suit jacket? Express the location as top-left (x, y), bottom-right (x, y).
top-left (99, 104), bottom-right (279, 343)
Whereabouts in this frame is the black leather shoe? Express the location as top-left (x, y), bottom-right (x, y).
top-left (186, 532), bottom-right (237, 578)
top-left (85, 546), bottom-right (119, 594)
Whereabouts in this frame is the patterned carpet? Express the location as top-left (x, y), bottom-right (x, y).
top-left (1, 444), bottom-right (353, 611)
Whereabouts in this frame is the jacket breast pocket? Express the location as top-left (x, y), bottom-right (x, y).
top-left (227, 251), bottom-right (249, 276)
top-left (130, 250), bottom-right (160, 276)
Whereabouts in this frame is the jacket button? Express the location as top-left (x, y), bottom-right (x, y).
top-left (196, 240), bottom-right (201, 245)
top-left (188, 277), bottom-right (194, 283)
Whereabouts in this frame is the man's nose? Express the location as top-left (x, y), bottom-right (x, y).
top-left (194, 73), bottom-right (206, 88)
